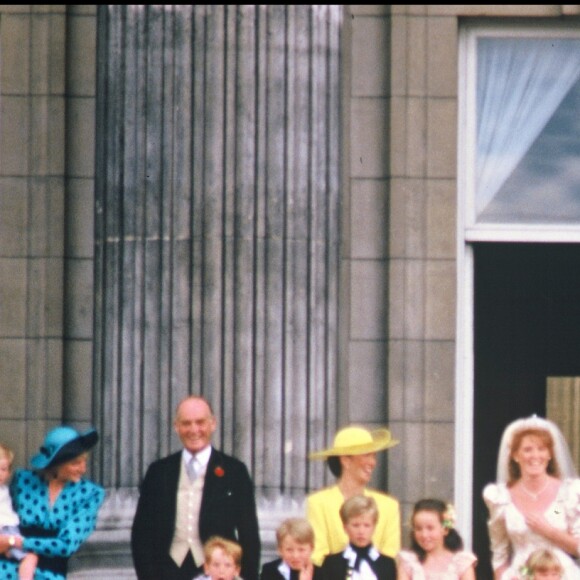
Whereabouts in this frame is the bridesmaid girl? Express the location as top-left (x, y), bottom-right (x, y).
top-left (397, 499), bottom-right (477, 580)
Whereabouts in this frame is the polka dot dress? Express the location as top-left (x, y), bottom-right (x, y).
top-left (0, 469), bottom-right (105, 579)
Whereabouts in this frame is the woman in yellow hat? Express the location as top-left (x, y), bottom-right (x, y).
top-left (306, 425), bottom-right (401, 566)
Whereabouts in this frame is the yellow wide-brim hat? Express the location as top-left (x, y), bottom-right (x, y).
top-left (309, 425), bottom-right (399, 459)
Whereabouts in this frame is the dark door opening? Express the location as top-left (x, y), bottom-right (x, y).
top-left (472, 243), bottom-right (580, 578)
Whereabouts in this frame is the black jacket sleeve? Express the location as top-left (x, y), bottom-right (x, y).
top-left (131, 454), bottom-right (180, 580)
top-left (200, 451), bottom-right (261, 580)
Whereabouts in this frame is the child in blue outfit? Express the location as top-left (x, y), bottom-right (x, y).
top-left (0, 443), bottom-right (38, 580)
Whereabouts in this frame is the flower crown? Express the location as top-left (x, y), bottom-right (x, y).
top-left (442, 503), bottom-right (456, 530)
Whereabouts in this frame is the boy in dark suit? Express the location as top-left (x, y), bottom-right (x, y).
top-left (260, 518), bottom-right (322, 580)
top-left (320, 495), bottom-right (396, 580)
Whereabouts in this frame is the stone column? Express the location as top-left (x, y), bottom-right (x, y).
top-left (94, 5), bottom-right (342, 506)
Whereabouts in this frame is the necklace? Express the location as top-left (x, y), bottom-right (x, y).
top-left (521, 478), bottom-right (550, 501)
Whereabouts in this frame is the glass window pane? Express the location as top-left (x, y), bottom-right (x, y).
top-left (475, 37), bottom-right (580, 225)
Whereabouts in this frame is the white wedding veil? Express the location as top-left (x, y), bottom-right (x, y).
top-left (496, 414), bottom-right (578, 483)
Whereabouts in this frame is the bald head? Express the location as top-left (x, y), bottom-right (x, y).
top-left (175, 395), bottom-right (214, 417)
top-left (174, 396), bottom-right (217, 454)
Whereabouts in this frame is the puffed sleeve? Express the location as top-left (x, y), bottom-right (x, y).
top-left (483, 482), bottom-right (511, 571)
top-left (561, 478), bottom-right (580, 540)
top-left (453, 550), bottom-right (478, 576)
top-left (22, 480), bottom-right (105, 558)
top-left (396, 550), bottom-right (421, 576)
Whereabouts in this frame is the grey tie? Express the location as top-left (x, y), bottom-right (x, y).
top-left (186, 456), bottom-right (198, 481)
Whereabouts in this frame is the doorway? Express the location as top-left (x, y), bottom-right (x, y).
top-left (471, 242), bottom-right (580, 577)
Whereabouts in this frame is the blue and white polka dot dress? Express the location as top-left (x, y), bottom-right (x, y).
top-left (0, 469), bottom-right (105, 579)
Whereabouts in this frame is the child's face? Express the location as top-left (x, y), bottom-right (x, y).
top-left (534, 568), bottom-right (562, 580)
top-left (343, 512), bottom-right (375, 548)
top-left (0, 458), bottom-right (11, 486)
top-left (412, 510), bottom-right (447, 554)
top-left (278, 535), bottom-right (313, 571)
top-left (203, 547), bottom-right (240, 580)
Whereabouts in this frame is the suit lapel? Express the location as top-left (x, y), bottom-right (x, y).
top-left (202, 447), bottom-right (218, 495)
top-left (167, 452), bottom-right (182, 527)
top-left (368, 555), bottom-right (392, 579)
top-left (200, 447), bottom-right (222, 522)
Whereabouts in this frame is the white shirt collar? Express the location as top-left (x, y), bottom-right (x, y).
top-left (183, 444), bottom-right (212, 469)
top-left (343, 544), bottom-right (380, 579)
top-left (277, 560), bottom-right (292, 580)
top-left (343, 543), bottom-right (380, 564)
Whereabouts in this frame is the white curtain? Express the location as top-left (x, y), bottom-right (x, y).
top-left (476, 38), bottom-right (580, 217)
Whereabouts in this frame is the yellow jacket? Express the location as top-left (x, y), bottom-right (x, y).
top-left (306, 485), bottom-right (401, 566)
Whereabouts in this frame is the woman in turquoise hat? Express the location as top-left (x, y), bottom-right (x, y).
top-left (0, 426), bottom-right (105, 579)
top-left (306, 424), bottom-right (401, 566)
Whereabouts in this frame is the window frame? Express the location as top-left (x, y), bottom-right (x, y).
top-left (459, 21), bottom-right (580, 243)
top-left (455, 20), bottom-right (580, 549)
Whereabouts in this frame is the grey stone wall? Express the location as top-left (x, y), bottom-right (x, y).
top-left (93, 4), bottom-right (342, 496)
top-left (345, 2), bottom-right (580, 534)
top-left (5, 4), bottom-right (578, 577)
top-left (0, 5), bottom-right (69, 462)
top-left (64, 6), bottom-right (98, 437)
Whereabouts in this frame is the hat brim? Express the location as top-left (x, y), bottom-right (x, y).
top-left (309, 429), bottom-right (399, 460)
top-left (31, 428), bottom-right (99, 470)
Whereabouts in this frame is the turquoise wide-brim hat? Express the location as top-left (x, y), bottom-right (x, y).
top-left (31, 426), bottom-right (99, 470)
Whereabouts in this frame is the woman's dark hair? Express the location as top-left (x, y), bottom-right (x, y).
top-left (326, 456), bottom-right (342, 478)
top-left (410, 498), bottom-right (463, 562)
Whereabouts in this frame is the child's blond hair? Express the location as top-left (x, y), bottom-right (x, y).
top-left (204, 536), bottom-right (242, 568)
top-left (0, 443), bottom-right (15, 466)
top-left (276, 517), bottom-right (315, 547)
top-left (525, 548), bottom-right (563, 577)
top-left (339, 494), bottom-right (378, 525)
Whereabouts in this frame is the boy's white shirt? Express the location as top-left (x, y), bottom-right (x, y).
top-left (342, 544), bottom-right (380, 580)
top-left (277, 560), bottom-right (296, 580)
top-left (0, 484), bottom-right (19, 527)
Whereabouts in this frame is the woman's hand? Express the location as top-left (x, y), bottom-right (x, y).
top-left (493, 563), bottom-right (508, 580)
top-left (524, 512), bottom-right (552, 537)
top-left (525, 512), bottom-right (580, 557)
